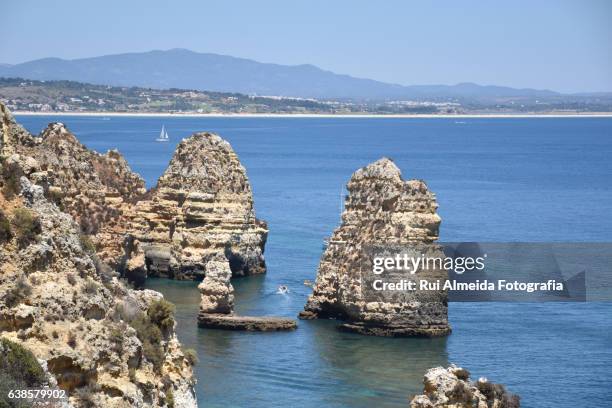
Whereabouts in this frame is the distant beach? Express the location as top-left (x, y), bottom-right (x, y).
top-left (13, 111), bottom-right (612, 118)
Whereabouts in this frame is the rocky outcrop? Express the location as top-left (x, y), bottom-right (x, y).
top-left (0, 103), bottom-right (197, 407)
top-left (197, 314), bottom-right (297, 331)
top-left (1, 102), bottom-right (268, 285)
top-left (196, 255), bottom-right (296, 331)
top-left (123, 132), bottom-right (268, 282)
top-left (300, 158), bottom-right (450, 336)
top-left (198, 254), bottom-right (235, 314)
top-left (410, 365), bottom-right (520, 408)
top-left (0, 106), bottom-right (146, 269)
top-left (0, 178), bottom-right (196, 407)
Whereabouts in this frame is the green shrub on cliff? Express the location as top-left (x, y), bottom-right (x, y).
top-left (183, 348), bottom-right (199, 366)
top-left (131, 313), bottom-right (164, 369)
top-left (165, 388), bottom-right (175, 408)
top-left (0, 160), bottom-right (22, 199)
top-left (0, 210), bottom-right (11, 242)
top-left (11, 208), bottom-right (41, 246)
top-left (79, 234), bottom-right (96, 253)
top-left (4, 276), bottom-right (32, 307)
top-left (477, 381), bottom-right (520, 408)
top-left (147, 299), bottom-right (175, 333)
top-left (113, 299), bottom-right (177, 370)
top-left (0, 338), bottom-right (46, 407)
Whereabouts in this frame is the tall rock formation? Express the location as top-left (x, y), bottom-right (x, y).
top-left (124, 132), bottom-right (268, 282)
top-left (0, 107), bottom-right (197, 406)
top-left (410, 365), bottom-right (520, 408)
top-left (198, 254), bottom-right (235, 314)
top-left (1, 102), bottom-right (267, 284)
top-left (300, 158), bottom-right (450, 336)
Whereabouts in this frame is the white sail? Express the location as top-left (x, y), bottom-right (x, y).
top-left (156, 125), bottom-right (170, 142)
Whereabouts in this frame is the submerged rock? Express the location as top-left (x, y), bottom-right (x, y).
top-left (197, 314), bottom-right (297, 331)
top-left (410, 365), bottom-right (520, 408)
top-left (124, 132), bottom-right (268, 281)
top-left (300, 158), bottom-right (450, 337)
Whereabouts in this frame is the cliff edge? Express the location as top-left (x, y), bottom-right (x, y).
top-left (0, 103), bottom-right (197, 407)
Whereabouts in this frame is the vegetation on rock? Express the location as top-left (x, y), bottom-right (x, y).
top-left (0, 210), bottom-right (11, 242)
top-left (4, 276), bottom-right (32, 307)
top-left (11, 208), bottom-right (41, 246)
top-left (0, 338), bottom-right (46, 407)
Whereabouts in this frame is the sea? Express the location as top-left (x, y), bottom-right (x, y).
top-left (16, 115), bottom-right (612, 408)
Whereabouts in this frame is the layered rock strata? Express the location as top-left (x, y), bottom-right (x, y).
top-left (410, 365), bottom-right (520, 408)
top-left (123, 132), bottom-right (268, 282)
top-left (0, 179), bottom-right (196, 406)
top-left (0, 102), bottom-right (268, 284)
top-left (300, 158), bottom-right (450, 336)
top-left (197, 255), bottom-right (296, 331)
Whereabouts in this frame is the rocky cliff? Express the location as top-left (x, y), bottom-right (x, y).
top-left (1, 101), bottom-right (267, 284)
top-left (300, 158), bottom-right (450, 336)
top-left (410, 365), bottom-right (520, 408)
top-left (1, 103), bottom-right (196, 407)
top-left (123, 132), bottom-right (268, 282)
top-left (0, 180), bottom-right (196, 407)
top-left (0, 105), bottom-right (146, 269)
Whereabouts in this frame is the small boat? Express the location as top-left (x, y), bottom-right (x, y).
top-left (303, 280), bottom-right (313, 287)
top-left (156, 125), bottom-right (170, 142)
top-left (277, 285), bottom-right (289, 294)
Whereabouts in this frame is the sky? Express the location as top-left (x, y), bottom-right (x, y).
top-left (2, 0), bottom-right (611, 93)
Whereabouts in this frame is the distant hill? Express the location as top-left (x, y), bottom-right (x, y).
top-left (0, 49), bottom-right (558, 101)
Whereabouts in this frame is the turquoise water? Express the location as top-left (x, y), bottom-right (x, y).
top-left (17, 115), bottom-right (612, 407)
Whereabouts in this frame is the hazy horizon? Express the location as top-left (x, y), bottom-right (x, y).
top-left (2, 0), bottom-right (612, 93)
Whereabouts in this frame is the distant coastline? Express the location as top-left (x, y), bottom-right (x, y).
top-left (13, 111), bottom-right (612, 118)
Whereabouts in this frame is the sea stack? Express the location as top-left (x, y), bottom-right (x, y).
top-left (410, 365), bottom-right (520, 408)
top-left (197, 255), bottom-right (297, 331)
top-left (300, 158), bottom-right (450, 336)
top-left (124, 132), bottom-right (268, 282)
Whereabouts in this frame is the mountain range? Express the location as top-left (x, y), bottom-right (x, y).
top-left (0, 48), bottom-right (585, 101)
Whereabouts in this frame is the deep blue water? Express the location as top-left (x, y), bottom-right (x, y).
top-left (17, 115), bottom-right (612, 407)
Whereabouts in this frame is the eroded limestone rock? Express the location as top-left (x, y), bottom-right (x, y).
top-left (0, 108), bottom-right (146, 269)
top-left (410, 365), bottom-right (520, 408)
top-left (124, 132), bottom-right (268, 281)
top-left (198, 255), bottom-right (234, 314)
top-left (301, 158), bottom-right (450, 336)
top-left (0, 103), bottom-right (197, 407)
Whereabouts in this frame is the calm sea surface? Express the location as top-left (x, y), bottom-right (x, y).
top-left (17, 115), bottom-right (612, 407)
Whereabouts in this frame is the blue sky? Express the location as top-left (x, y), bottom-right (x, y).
top-left (2, 0), bottom-right (611, 93)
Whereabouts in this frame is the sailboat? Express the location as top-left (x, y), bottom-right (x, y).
top-left (156, 125), bottom-right (170, 142)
